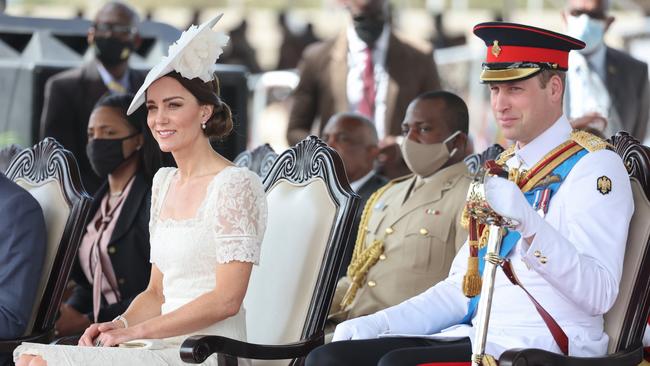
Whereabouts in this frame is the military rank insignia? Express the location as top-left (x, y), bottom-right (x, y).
top-left (597, 176), bottom-right (612, 195)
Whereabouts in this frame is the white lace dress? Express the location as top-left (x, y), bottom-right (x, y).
top-left (14, 166), bottom-right (267, 366)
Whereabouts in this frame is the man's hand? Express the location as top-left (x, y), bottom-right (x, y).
top-left (331, 313), bottom-right (389, 342)
top-left (570, 113), bottom-right (607, 132)
top-left (55, 303), bottom-right (92, 337)
top-left (484, 176), bottom-right (544, 239)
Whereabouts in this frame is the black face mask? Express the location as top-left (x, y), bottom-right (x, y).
top-left (86, 134), bottom-right (138, 178)
top-left (94, 37), bottom-right (133, 67)
top-left (353, 16), bottom-right (385, 47)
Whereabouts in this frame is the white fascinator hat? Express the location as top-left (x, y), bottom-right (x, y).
top-left (127, 14), bottom-right (229, 115)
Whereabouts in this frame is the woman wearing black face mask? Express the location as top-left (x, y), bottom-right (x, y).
top-left (55, 93), bottom-right (171, 337)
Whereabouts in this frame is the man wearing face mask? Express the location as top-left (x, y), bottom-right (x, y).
top-left (40, 1), bottom-right (146, 194)
top-left (288, 0), bottom-right (440, 178)
top-left (563, 0), bottom-right (650, 141)
top-left (327, 91), bottom-right (471, 331)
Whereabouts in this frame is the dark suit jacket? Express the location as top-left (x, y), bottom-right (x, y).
top-left (605, 47), bottom-right (650, 141)
top-left (337, 172), bottom-right (389, 279)
top-left (66, 172), bottom-right (151, 323)
top-left (0, 174), bottom-right (46, 364)
top-left (39, 61), bottom-right (146, 193)
top-left (287, 31), bottom-right (440, 144)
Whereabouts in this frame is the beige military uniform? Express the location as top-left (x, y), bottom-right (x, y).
top-left (330, 161), bottom-right (470, 322)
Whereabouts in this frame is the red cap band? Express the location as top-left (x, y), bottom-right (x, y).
top-left (486, 45), bottom-right (568, 69)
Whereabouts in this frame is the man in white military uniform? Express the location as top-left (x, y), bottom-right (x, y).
top-left (305, 21), bottom-right (634, 366)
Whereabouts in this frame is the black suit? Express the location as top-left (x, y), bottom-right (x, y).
top-left (66, 172), bottom-right (151, 323)
top-left (40, 61), bottom-right (146, 193)
top-left (0, 173), bottom-right (46, 365)
top-left (337, 173), bottom-right (389, 279)
top-left (604, 47), bottom-right (650, 141)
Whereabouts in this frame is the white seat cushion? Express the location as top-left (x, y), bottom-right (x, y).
top-left (244, 178), bottom-right (336, 353)
top-left (604, 178), bottom-right (650, 353)
top-left (15, 177), bottom-right (70, 335)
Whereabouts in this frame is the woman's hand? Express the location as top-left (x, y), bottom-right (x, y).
top-left (78, 320), bottom-right (128, 347)
top-left (78, 322), bottom-right (109, 347)
top-left (92, 324), bottom-right (142, 347)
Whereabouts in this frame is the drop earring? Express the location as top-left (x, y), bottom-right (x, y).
top-left (201, 121), bottom-right (207, 130)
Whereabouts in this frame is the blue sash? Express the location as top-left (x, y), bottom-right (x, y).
top-left (460, 148), bottom-right (588, 324)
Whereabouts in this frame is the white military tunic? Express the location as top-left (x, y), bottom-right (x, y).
top-left (376, 116), bottom-right (634, 357)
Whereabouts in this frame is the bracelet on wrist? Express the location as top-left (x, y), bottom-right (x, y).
top-left (112, 314), bottom-right (128, 329)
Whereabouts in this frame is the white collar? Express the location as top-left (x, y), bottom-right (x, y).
top-left (585, 44), bottom-right (606, 73)
top-left (511, 115), bottom-right (572, 169)
top-left (350, 170), bottom-right (376, 192)
top-left (96, 63), bottom-right (130, 91)
top-left (346, 23), bottom-right (390, 54)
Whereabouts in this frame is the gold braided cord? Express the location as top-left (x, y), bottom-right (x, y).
top-left (520, 143), bottom-right (583, 192)
top-left (495, 145), bottom-right (515, 166)
top-left (341, 179), bottom-right (399, 309)
top-left (460, 205), bottom-right (470, 230)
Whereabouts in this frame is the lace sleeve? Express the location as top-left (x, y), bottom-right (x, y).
top-left (211, 168), bottom-right (267, 264)
top-left (149, 168), bottom-right (174, 239)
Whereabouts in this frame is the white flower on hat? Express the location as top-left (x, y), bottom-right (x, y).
top-left (127, 14), bottom-right (227, 116)
top-left (168, 23), bottom-right (230, 82)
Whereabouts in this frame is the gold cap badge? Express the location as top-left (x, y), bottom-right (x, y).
top-left (492, 40), bottom-right (501, 57)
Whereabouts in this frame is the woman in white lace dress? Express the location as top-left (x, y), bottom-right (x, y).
top-left (15, 15), bottom-right (267, 366)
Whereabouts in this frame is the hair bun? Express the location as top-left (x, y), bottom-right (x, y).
top-left (203, 99), bottom-right (233, 139)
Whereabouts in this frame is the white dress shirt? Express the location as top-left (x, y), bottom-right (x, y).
top-left (566, 46), bottom-right (623, 136)
top-left (350, 170), bottom-right (376, 193)
top-left (347, 25), bottom-right (390, 139)
top-left (378, 116), bottom-right (634, 357)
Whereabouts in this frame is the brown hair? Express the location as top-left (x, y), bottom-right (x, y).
top-left (537, 69), bottom-right (566, 90)
top-left (165, 71), bottom-right (233, 139)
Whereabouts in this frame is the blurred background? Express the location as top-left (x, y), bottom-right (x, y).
top-left (1, 0), bottom-right (649, 157)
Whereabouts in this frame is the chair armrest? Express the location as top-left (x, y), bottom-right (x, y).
top-left (0, 328), bottom-right (55, 353)
top-left (499, 344), bottom-right (643, 366)
top-left (179, 331), bottom-right (324, 364)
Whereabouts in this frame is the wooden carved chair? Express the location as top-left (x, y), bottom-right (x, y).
top-left (0, 138), bottom-right (92, 355)
top-left (180, 136), bottom-right (360, 365)
top-left (234, 143), bottom-right (278, 178)
top-left (499, 131), bottom-right (650, 365)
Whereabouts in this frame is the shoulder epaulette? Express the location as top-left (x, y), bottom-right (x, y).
top-left (570, 130), bottom-right (612, 152)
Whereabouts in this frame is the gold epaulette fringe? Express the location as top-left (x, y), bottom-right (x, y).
top-left (570, 130), bottom-right (612, 152)
top-left (340, 178), bottom-right (401, 309)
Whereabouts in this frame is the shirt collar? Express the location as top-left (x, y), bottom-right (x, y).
top-left (511, 115), bottom-right (572, 169)
top-left (346, 23), bottom-right (390, 54)
top-left (586, 44), bottom-right (607, 77)
top-left (96, 63), bottom-right (130, 91)
top-left (418, 160), bottom-right (468, 184)
top-left (350, 170), bottom-right (376, 192)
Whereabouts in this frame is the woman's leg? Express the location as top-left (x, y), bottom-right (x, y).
top-left (378, 338), bottom-right (472, 366)
top-left (306, 337), bottom-right (441, 366)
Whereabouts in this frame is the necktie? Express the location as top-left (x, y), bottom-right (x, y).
top-left (358, 47), bottom-right (376, 118)
top-left (107, 80), bottom-right (126, 94)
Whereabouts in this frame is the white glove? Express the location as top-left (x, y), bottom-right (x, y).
top-left (484, 176), bottom-right (544, 238)
top-left (331, 312), bottom-right (389, 342)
